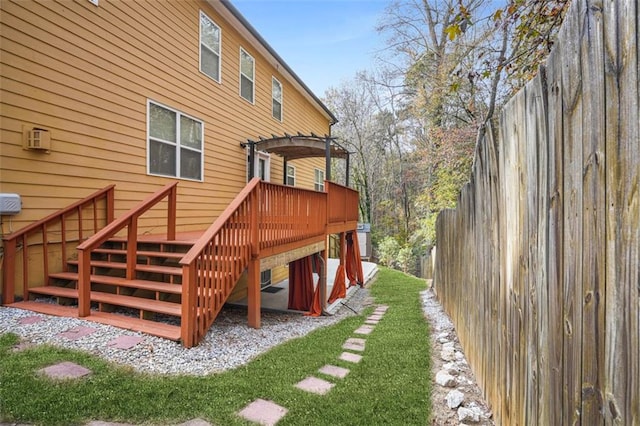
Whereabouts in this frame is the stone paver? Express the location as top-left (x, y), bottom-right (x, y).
top-left (238, 399), bottom-right (288, 426)
top-left (375, 305), bottom-right (389, 313)
top-left (175, 419), bottom-right (212, 426)
top-left (18, 315), bottom-right (44, 325)
top-left (107, 335), bottom-right (144, 349)
top-left (367, 314), bottom-right (383, 321)
top-left (339, 351), bottom-right (363, 363)
top-left (319, 364), bottom-right (350, 379)
top-left (57, 326), bottom-right (98, 340)
top-left (295, 377), bottom-right (335, 395)
top-left (39, 361), bottom-right (91, 380)
top-left (364, 319), bottom-right (379, 325)
top-left (342, 337), bottom-right (366, 352)
top-left (354, 325), bottom-right (375, 335)
top-left (86, 421), bottom-right (135, 426)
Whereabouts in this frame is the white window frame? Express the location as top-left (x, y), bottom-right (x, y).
top-left (87, 0), bottom-right (98, 5)
top-left (147, 100), bottom-right (204, 182)
top-left (286, 164), bottom-right (296, 186)
top-left (199, 11), bottom-right (222, 83)
top-left (272, 77), bottom-right (283, 121)
top-left (239, 47), bottom-right (255, 104)
top-left (314, 168), bottom-right (325, 191)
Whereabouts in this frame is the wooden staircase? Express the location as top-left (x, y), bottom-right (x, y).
top-left (12, 237), bottom-right (195, 340)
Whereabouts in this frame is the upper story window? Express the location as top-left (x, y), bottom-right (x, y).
top-left (148, 101), bottom-right (203, 181)
top-left (272, 77), bottom-right (283, 121)
top-left (240, 48), bottom-right (255, 103)
top-left (286, 164), bottom-right (296, 186)
top-left (200, 11), bottom-right (221, 82)
top-left (314, 168), bottom-right (325, 191)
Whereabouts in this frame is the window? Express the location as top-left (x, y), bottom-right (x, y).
top-left (240, 48), bottom-right (255, 103)
top-left (247, 150), bottom-right (270, 182)
top-left (314, 168), bottom-right (325, 191)
top-left (272, 77), bottom-right (283, 121)
top-left (200, 11), bottom-right (221, 82)
top-left (286, 164), bottom-right (296, 186)
top-left (147, 101), bottom-right (203, 181)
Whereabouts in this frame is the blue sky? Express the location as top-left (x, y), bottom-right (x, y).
top-left (232, 0), bottom-right (389, 97)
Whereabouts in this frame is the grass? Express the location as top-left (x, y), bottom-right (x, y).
top-left (0, 268), bottom-right (431, 426)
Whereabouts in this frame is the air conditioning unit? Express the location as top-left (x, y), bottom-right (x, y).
top-left (23, 126), bottom-right (51, 152)
top-left (0, 193), bottom-right (22, 215)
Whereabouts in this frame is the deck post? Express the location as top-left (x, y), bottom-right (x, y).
top-left (181, 264), bottom-right (196, 348)
top-left (247, 257), bottom-right (261, 328)
top-left (77, 248), bottom-right (91, 317)
top-left (2, 238), bottom-right (17, 304)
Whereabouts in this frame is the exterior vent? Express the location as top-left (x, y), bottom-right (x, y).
top-left (22, 125), bottom-right (51, 152)
top-left (0, 193), bottom-right (22, 215)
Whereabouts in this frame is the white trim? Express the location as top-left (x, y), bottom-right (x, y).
top-left (87, 0), bottom-right (98, 5)
top-left (199, 11), bottom-right (222, 84)
top-left (272, 76), bottom-right (283, 122)
top-left (314, 168), bottom-right (325, 191)
top-left (239, 47), bottom-right (255, 104)
top-left (147, 99), bottom-right (204, 182)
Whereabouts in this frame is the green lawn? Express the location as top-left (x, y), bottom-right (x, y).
top-left (0, 268), bottom-right (431, 426)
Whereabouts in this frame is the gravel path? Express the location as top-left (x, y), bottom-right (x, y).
top-left (0, 288), bottom-right (371, 375)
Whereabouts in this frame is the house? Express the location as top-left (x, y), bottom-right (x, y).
top-left (0, 0), bottom-right (363, 347)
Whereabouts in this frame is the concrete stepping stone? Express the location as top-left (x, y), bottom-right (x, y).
top-left (238, 398), bottom-right (287, 425)
top-left (86, 421), bottom-right (135, 426)
top-left (339, 352), bottom-right (363, 363)
top-left (342, 337), bottom-right (366, 352)
top-left (175, 419), bottom-right (212, 426)
top-left (57, 326), bottom-right (98, 340)
top-left (319, 364), bottom-right (350, 379)
top-left (367, 314), bottom-right (383, 321)
top-left (354, 325), bottom-right (375, 335)
top-left (107, 335), bottom-right (144, 349)
top-left (374, 305), bottom-right (389, 313)
top-left (295, 377), bottom-right (335, 395)
top-left (18, 315), bottom-right (45, 325)
top-left (364, 319), bottom-right (379, 325)
top-left (39, 361), bottom-right (91, 380)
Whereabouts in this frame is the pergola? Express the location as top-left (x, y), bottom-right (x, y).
top-left (241, 133), bottom-right (351, 186)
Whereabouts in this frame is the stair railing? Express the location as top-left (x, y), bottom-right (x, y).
top-left (1, 185), bottom-right (115, 305)
top-left (76, 182), bottom-right (177, 317)
top-left (180, 178), bottom-right (260, 347)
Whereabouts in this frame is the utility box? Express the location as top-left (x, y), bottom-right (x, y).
top-left (0, 193), bottom-right (22, 215)
top-left (357, 223), bottom-right (371, 260)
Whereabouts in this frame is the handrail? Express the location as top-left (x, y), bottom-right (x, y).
top-left (76, 181), bottom-right (177, 316)
top-left (326, 180), bottom-right (359, 226)
top-left (1, 185), bottom-right (115, 305)
top-left (179, 177), bottom-right (260, 347)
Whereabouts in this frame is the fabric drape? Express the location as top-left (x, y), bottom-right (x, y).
top-left (328, 264), bottom-right (347, 304)
top-left (288, 256), bottom-right (314, 311)
top-left (345, 232), bottom-right (364, 286)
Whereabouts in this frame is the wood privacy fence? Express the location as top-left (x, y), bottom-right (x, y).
top-left (432, 0), bottom-right (638, 424)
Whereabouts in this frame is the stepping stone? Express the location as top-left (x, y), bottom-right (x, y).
top-left (375, 305), bottom-right (389, 313)
top-left (86, 422), bottom-right (135, 426)
top-left (367, 314), bottom-right (383, 321)
top-left (18, 315), bottom-right (44, 325)
top-left (354, 325), bottom-right (375, 335)
top-left (295, 377), bottom-right (334, 395)
top-left (39, 361), bottom-right (91, 380)
top-left (107, 335), bottom-right (144, 349)
top-left (319, 364), bottom-right (350, 379)
top-left (339, 352), bottom-right (363, 363)
top-left (57, 326), bottom-right (98, 340)
top-left (175, 419), bottom-right (212, 426)
top-left (342, 337), bottom-right (366, 352)
top-left (365, 319), bottom-right (379, 325)
top-left (238, 398), bottom-right (287, 425)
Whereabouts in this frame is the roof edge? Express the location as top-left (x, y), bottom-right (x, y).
top-left (211, 0), bottom-right (338, 125)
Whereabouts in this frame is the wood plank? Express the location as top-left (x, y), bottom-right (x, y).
top-left (92, 291), bottom-right (181, 317)
top-left (7, 301), bottom-right (79, 317)
top-left (86, 312), bottom-right (181, 341)
top-left (49, 272), bottom-right (183, 295)
top-left (92, 248), bottom-right (185, 260)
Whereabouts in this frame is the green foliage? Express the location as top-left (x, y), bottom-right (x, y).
top-left (0, 269), bottom-right (431, 426)
top-left (377, 236), bottom-right (401, 267)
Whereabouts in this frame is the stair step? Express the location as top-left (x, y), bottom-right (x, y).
top-left (49, 272), bottom-right (182, 295)
top-left (8, 301), bottom-right (180, 341)
top-left (67, 260), bottom-right (182, 276)
top-left (28, 286), bottom-right (182, 317)
top-left (93, 248), bottom-right (185, 260)
top-left (108, 237), bottom-right (197, 246)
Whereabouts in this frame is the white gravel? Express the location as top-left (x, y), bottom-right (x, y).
top-left (0, 288), bottom-right (370, 376)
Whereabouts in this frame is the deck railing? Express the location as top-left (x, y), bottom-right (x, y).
top-left (76, 182), bottom-right (177, 316)
top-left (326, 181), bottom-right (359, 232)
top-left (1, 185), bottom-right (115, 305)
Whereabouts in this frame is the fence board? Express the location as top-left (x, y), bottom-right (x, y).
top-left (432, 0), bottom-right (638, 423)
